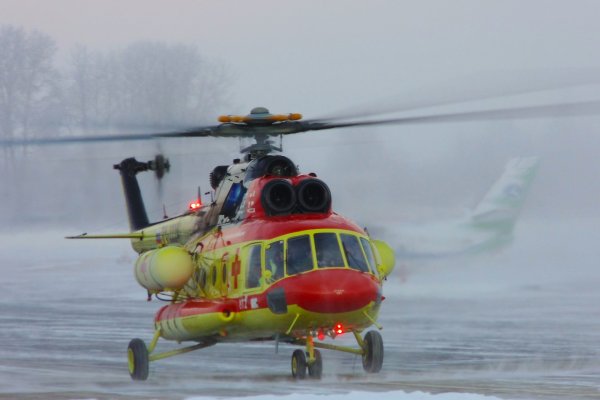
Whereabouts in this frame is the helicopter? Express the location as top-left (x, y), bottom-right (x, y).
top-left (69, 107), bottom-right (398, 381)
top-left (3, 84), bottom-right (600, 381)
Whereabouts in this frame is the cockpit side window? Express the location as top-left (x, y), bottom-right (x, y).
top-left (265, 240), bottom-right (284, 282)
top-left (315, 232), bottom-right (345, 268)
top-left (340, 234), bottom-right (369, 272)
top-left (360, 237), bottom-right (377, 276)
top-left (286, 235), bottom-right (313, 275)
top-left (246, 244), bottom-right (262, 289)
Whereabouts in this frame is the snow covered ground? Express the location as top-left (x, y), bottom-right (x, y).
top-left (0, 217), bottom-right (599, 400)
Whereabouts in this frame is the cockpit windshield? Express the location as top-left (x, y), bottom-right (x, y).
top-left (314, 232), bottom-right (345, 268)
top-left (340, 233), bottom-right (370, 273)
top-left (259, 231), bottom-right (376, 281)
top-left (286, 235), bottom-right (313, 275)
top-left (360, 237), bottom-right (377, 276)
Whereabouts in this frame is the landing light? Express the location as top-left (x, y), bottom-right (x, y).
top-left (189, 200), bottom-right (202, 211)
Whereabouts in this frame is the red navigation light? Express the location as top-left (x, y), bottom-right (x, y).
top-left (189, 200), bottom-right (202, 211)
top-left (317, 329), bottom-right (325, 341)
top-left (334, 323), bottom-right (344, 335)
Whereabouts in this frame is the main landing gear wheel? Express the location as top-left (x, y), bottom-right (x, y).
top-left (291, 349), bottom-right (307, 379)
top-left (307, 349), bottom-right (322, 379)
top-left (362, 330), bottom-right (384, 373)
top-left (128, 338), bottom-right (149, 381)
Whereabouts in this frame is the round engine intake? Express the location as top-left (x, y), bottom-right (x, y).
top-left (296, 179), bottom-right (331, 213)
top-left (261, 179), bottom-right (296, 215)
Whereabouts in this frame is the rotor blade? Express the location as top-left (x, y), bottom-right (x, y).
top-left (317, 68), bottom-right (600, 121)
top-left (0, 118), bottom-right (292, 147)
top-left (297, 98), bottom-right (600, 132)
top-left (0, 125), bottom-right (220, 147)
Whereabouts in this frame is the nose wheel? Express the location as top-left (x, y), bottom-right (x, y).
top-left (307, 349), bottom-right (323, 378)
top-left (291, 349), bottom-right (306, 379)
top-left (290, 329), bottom-right (384, 379)
top-left (291, 348), bottom-right (322, 379)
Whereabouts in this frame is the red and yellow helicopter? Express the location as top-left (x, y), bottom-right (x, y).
top-left (71, 107), bottom-right (399, 381)
top-left (4, 85), bottom-right (600, 380)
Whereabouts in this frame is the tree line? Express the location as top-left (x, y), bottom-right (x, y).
top-left (0, 25), bottom-right (230, 141)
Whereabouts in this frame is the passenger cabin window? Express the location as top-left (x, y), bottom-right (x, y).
top-left (265, 240), bottom-right (284, 282)
top-left (360, 237), bottom-right (377, 275)
top-left (340, 234), bottom-right (369, 273)
top-left (211, 264), bottom-right (218, 286)
top-left (246, 245), bottom-right (262, 289)
top-left (315, 232), bottom-right (344, 268)
top-left (286, 235), bottom-right (313, 275)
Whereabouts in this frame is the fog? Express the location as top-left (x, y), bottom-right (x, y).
top-left (1, 1), bottom-right (600, 399)
top-left (2, 1), bottom-right (600, 224)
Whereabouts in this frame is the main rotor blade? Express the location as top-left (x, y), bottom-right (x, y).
top-left (4, 95), bottom-right (600, 148)
top-left (317, 68), bottom-right (600, 121)
top-left (299, 98), bottom-right (600, 132)
top-left (0, 126), bottom-right (219, 147)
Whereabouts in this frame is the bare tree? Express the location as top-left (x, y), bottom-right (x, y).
top-left (66, 41), bottom-right (230, 132)
top-left (0, 25), bottom-right (61, 141)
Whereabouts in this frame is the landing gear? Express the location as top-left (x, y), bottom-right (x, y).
top-left (291, 349), bottom-right (307, 379)
top-left (290, 348), bottom-right (322, 379)
top-left (361, 330), bottom-right (384, 373)
top-left (290, 329), bottom-right (384, 379)
top-left (128, 338), bottom-right (149, 381)
top-left (126, 328), bottom-right (216, 381)
top-left (307, 349), bottom-right (322, 378)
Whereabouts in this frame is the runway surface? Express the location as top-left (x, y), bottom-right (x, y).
top-left (1, 219), bottom-right (599, 400)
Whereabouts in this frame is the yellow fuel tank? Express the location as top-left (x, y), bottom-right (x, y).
top-left (134, 246), bottom-right (193, 292)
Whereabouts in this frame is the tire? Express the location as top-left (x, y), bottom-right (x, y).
top-left (362, 330), bottom-right (384, 373)
top-left (128, 338), bottom-right (149, 381)
top-left (307, 349), bottom-right (323, 379)
top-left (291, 349), bottom-right (307, 379)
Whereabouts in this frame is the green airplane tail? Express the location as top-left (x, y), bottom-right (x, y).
top-left (470, 157), bottom-right (539, 233)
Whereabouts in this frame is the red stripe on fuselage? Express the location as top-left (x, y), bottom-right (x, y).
top-left (155, 269), bottom-right (380, 323)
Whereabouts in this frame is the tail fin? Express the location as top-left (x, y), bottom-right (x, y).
top-left (470, 157), bottom-right (539, 232)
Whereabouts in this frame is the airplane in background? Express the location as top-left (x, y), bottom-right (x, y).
top-left (385, 157), bottom-right (539, 260)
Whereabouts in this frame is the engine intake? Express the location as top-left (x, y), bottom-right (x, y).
top-left (261, 179), bottom-right (296, 215)
top-left (296, 179), bottom-right (331, 213)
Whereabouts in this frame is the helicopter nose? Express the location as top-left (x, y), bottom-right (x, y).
top-left (283, 269), bottom-right (381, 314)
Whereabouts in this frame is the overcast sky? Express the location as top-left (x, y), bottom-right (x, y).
top-left (2, 0), bottom-right (600, 224)
top-left (3, 0), bottom-right (600, 113)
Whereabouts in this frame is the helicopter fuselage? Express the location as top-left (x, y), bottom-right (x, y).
top-left (153, 212), bottom-right (385, 343)
top-left (105, 152), bottom-right (396, 379)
